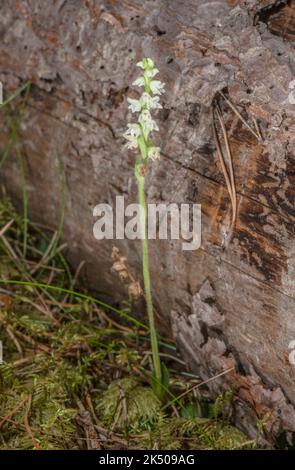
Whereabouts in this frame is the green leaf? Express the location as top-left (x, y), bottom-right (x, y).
top-left (151, 362), bottom-right (170, 402)
top-left (181, 403), bottom-right (201, 419)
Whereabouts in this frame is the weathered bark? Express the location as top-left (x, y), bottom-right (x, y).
top-left (1, 0), bottom-right (295, 444)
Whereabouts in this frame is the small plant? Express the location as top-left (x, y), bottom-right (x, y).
top-left (123, 58), bottom-right (165, 398)
top-left (256, 411), bottom-right (272, 437)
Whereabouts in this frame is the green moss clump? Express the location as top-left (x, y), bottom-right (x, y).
top-left (96, 377), bottom-right (163, 433)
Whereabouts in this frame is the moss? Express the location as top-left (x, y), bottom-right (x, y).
top-left (96, 379), bottom-right (254, 449)
top-left (96, 377), bottom-right (163, 433)
top-left (133, 417), bottom-right (254, 450)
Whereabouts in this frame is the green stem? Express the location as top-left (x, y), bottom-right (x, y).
top-left (0, 81), bottom-right (30, 109)
top-left (2, 82), bottom-right (31, 257)
top-left (0, 279), bottom-right (147, 329)
top-left (135, 159), bottom-right (162, 388)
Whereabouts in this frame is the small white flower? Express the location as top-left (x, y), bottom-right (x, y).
top-left (137, 58), bottom-right (154, 69)
top-left (145, 68), bottom-right (159, 78)
top-left (124, 123), bottom-right (141, 137)
top-left (148, 146), bottom-right (161, 161)
top-left (127, 97), bottom-right (142, 113)
top-left (136, 61), bottom-right (145, 70)
top-left (123, 123), bottom-right (141, 149)
top-left (139, 109), bottom-right (159, 135)
top-left (140, 92), bottom-right (162, 110)
top-left (150, 80), bottom-right (165, 95)
top-left (132, 77), bottom-right (145, 88)
top-left (124, 135), bottom-right (138, 149)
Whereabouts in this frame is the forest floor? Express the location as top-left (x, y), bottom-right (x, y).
top-left (0, 195), bottom-right (260, 450)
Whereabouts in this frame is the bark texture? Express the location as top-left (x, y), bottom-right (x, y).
top-left (1, 0), bottom-right (295, 444)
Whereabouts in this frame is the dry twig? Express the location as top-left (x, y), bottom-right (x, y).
top-left (24, 394), bottom-right (41, 450)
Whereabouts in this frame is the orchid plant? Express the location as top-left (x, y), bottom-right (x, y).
top-left (123, 58), bottom-right (166, 398)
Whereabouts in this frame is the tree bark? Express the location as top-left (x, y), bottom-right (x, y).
top-left (1, 0), bottom-right (295, 444)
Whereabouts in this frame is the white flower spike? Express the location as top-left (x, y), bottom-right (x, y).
top-left (140, 92), bottom-right (162, 110)
top-left (122, 123), bottom-right (141, 149)
top-left (139, 110), bottom-right (159, 135)
top-left (150, 80), bottom-right (165, 95)
top-left (136, 58), bottom-right (155, 69)
top-left (145, 68), bottom-right (159, 78)
top-left (148, 146), bottom-right (161, 161)
top-left (124, 135), bottom-right (138, 149)
top-left (123, 58), bottom-right (166, 392)
top-left (132, 77), bottom-right (145, 88)
top-left (124, 123), bottom-right (141, 137)
top-left (127, 97), bottom-right (142, 113)
top-left (123, 57), bottom-right (165, 161)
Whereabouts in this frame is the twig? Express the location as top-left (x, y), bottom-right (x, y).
top-left (212, 107), bottom-right (236, 238)
top-left (85, 393), bottom-right (100, 426)
top-left (62, 260), bottom-right (85, 305)
top-left (6, 326), bottom-right (24, 356)
top-left (13, 330), bottom-right (50, 353)
top-left (96, 307), bottom-right (135, 334)
top-left (12, 356), bottom-right (36, 367)
top-left (218, 91), bottom-right (261, 141)
top-left (215, 104), bottom-right (237, 235)
top-left (162, 367), bottom-right (235, 410)
top-left (24, 394), bottom-right (41, 449)
top-left (30, 231), bottom-right (58, 275)
top-left (252, 116), bottom-right (263, 141)
top-left (18, 295), bottom-right (59, 325)
top-left (94, 423), bottom-right (128, 447)
top-left (0, 81), bottom-right (30, 109)
top-left (0, 232), bottom-right (19, 259)
top-left (75, 398), bottom-right (101, 449)
top-left (0, 398), bottom-right (27, 429)
top-left (0, 219), bottom-right (14, 237)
